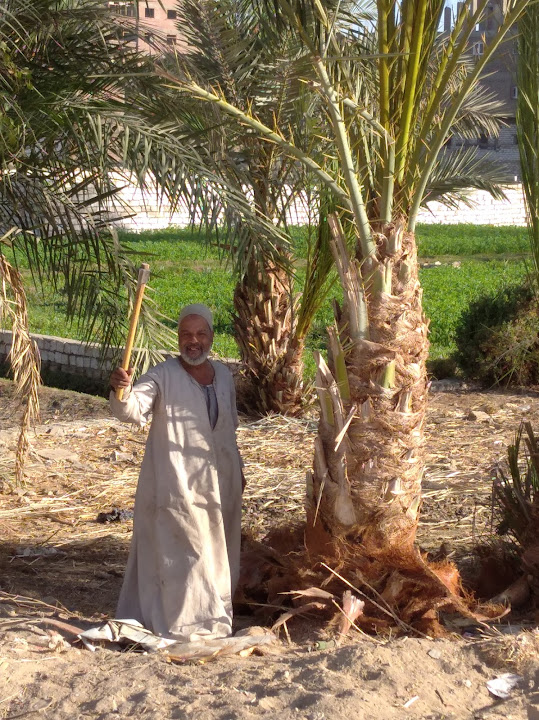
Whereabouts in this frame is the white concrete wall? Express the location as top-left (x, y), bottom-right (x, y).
top-left (113, 181), bottom-right (528, 231)
top-left (0, 331), bottom-right (116, 383)
top-left (416, 185), bottom-right (527, 226)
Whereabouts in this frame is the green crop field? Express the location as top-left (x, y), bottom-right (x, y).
top-left (6, 223), bottom-right (532, 380)
top-left (416, 224), bottom-right (529, 257)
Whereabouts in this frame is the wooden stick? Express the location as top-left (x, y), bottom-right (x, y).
top-left (116, 263), bottom-right (150, 400)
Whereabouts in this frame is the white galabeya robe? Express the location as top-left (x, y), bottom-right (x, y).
top-left (109, 357), bottom-right (242, 641)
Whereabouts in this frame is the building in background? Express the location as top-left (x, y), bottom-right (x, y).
top-left (106, 1), bottom-right (521, 180)
top-left (442, 0), bottom-right (520, 180)
top-left (107, 1), bottom-right (186, 53)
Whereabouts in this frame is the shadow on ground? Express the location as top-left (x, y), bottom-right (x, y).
top-left (0, 534), bottom-right (128, 618)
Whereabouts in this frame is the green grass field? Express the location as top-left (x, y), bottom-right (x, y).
top-left (11, 223), bottom-right (532, 378)
top-left (416, 224), bottom-right (529, 257)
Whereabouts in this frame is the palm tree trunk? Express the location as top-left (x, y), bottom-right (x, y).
top-left (307, 220), bottom-right (429, 554)
top-left (233, 256), bottom-right (305, 416)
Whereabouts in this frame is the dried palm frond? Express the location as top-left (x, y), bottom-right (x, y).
top-left (0, 243), bottom-right (41, 485)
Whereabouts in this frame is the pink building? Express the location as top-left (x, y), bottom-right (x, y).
top-left (108, 2), bottom-right (186, 52)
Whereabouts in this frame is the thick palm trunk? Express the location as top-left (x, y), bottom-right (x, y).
top-left (308, 221), bottom-right (429, 553)
top-left (233, 257), bottom-right (305, 416)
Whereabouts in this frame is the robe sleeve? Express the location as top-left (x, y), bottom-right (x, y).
top-left (109, 373), bottom-right (159, 426)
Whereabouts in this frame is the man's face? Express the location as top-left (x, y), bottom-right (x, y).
top-left (178, 314), bottom-right (213, 366)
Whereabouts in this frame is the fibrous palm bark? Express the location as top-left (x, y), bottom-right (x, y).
top-left (310, 219), bottom-right (428, 553)
top-left (234, 256), bottom-right (305, 414)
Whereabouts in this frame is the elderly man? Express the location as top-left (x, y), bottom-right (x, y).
top-left (109, 304), bottom-right (243, 641)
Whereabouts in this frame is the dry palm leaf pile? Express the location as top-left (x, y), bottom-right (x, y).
top-left (1, 378), bottom-right (539, 636)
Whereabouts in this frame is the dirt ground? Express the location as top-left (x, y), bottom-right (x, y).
top-left (1, 378), bottom-right (539, 720)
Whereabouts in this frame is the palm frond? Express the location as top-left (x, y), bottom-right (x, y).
top-left (516, 0), bottom-right (539, 276)
top-left (449, 79), bottom-right (506, 140)
top-left (0, 0), bottom-right (296, 370)
top-left (424, 146), bottom-right (509, 209)
top-left (296, 174), bottom-right (339, 340)
top-left (0, 244), bottom-right (40, 485)
top-left (493, 421), bottom-right (539, 545)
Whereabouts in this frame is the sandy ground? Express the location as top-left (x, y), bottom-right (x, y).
top-left (1, 625), bottom-right (537, 720)
top-left (1, 379), bottom-right (539, 719)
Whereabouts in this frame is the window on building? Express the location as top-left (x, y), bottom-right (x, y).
top-left (126, 4), bottom-right (135, 16)
top-left (167, 35), bottom-right (177, 45)
top-left (472, 41), bottom-right (484, 56)
top-left (167, 9), bottom-right (177, 19)
top-left (144, 7), bottom-right (155, 18)
top-left (511, 86), bottom-right (518, 99)
top-left (486, 4), bottom-right (494, 30)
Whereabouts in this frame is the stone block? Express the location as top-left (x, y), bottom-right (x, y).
top-left (86, 345), bottom-right (101, 359)
top-left (64, 341), bottom-right (82, 355)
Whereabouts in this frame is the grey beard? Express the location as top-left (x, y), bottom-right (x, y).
top-left (180, 349), bottom-right (210, 367)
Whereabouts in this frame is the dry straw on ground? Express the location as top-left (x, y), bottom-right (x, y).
top-left (2, 379), bottom-right (539, 720)
top-left (475, 627), bottom-right (539, 675)
top-left (1, 378), bottom-right (539, 618)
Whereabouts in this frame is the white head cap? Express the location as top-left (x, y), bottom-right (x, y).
top-left (178, 303), bottom-right (213, 331)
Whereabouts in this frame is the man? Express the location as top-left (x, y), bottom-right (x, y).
top-left (109, 303), bottom-right (243, 641)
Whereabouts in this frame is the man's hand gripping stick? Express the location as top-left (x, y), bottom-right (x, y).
top-left (116, 263), bottom-right (150, 400)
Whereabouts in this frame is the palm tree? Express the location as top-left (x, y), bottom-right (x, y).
top-left (158, 0), bottom-right (511, 417)
top-left (160, 0), bottom-right (337, 415)
top-left (165, 0), bottom-right (522, 546)
top-left (0, 0), bottom-right (285, 481)
top-left (162, 0), bottom-right (529, 625)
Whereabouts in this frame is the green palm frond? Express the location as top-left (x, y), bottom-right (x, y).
top-left (0, 0), bottom-right (295, 365)
top-left (243, 0), bottom-right (527, 233)
top-left (296, 179), bottom-right (339, 340)
top-left (449, 80), bottom-right (506, 140)
top-left (424, 146), bottom-right (509, 209)
top-left (516, 0), bottom-right (539, 276)
top-left (157, 0), bottom-right (336, 310)
top-left (493, 421), bottom-right (539, 545)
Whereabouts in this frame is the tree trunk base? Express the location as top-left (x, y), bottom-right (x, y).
top-left (236, 522), bottom-right (508, 639)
